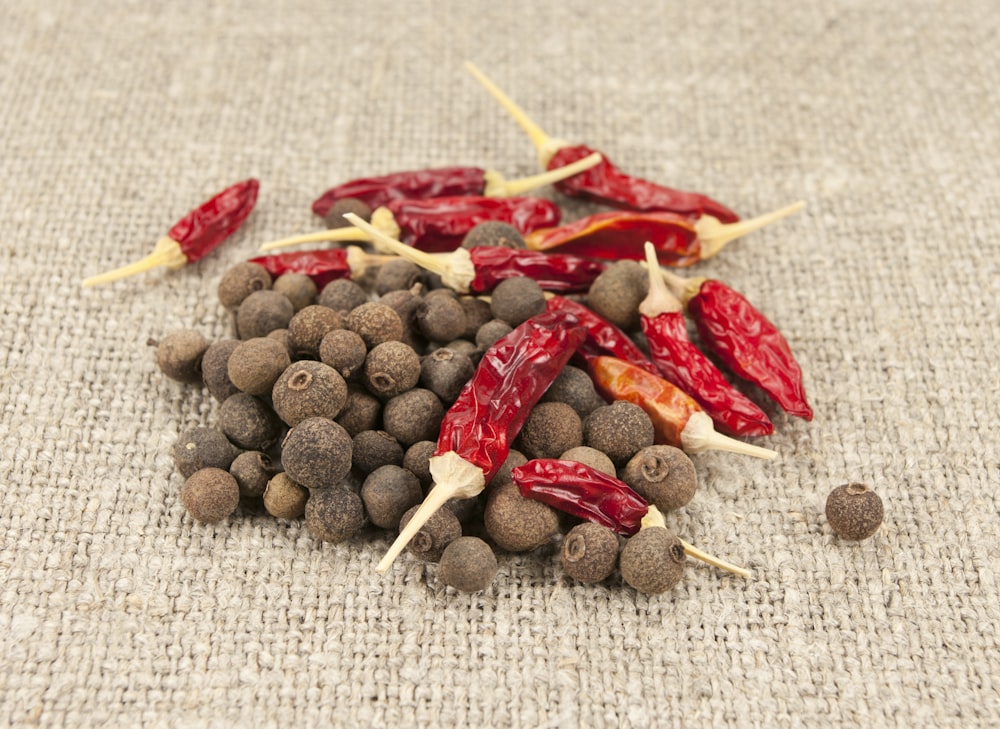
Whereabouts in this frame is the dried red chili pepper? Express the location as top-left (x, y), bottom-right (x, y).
top-left (638, 243), bottom-right (773, 437)
top-left (311, 153), bottom-right (601, 217)
top-left (82, 178), bottom-right (259, 287)
top-left (661, 270), bottom-right (813, 420)
top-left (465, 62), bottom-right (739, 223)
top-left (261, 195), bottom-right (561, 254)
top-left (343, 213), bottom-right (606, 294)
top-left (545, 295), bottom-right (659, 375)
top-left (376, 309), bottom-right (587, 573)
top-left (247, 247), bottom-right (390, 290)
top-left (524, 203), bottom-right (804, 267)
top-left (512, 459), bottom-right (751, 577)
top-left (589, 355), bottom-right (777, 459)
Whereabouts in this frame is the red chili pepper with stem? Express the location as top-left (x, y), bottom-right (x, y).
top-left (639, 243), bottom-right (773, 437)
top-left (465, 62), bottom-right (739, 223)
top-left (343, 213), bottom-right (606, 295)
top-left (82, 178), bottom-right (259, 287)
top-left (311, 153), bottom-right (602, 216)
top-left (376, 310), bottom-right (587, 573)
top-left (660, 270), bottom-right (813, 420)
top-left (247, 246), bottom-right (392, 291)
top-left (545, 295), bottom-right (659, 375)
top-left (589, 356), bottom-right (777, 459)
top-left (261, 195), bottom-right (561, 254)
top-left (524, 203), bottom-right (804, 267)
top-left (512, 459), bottom-right (751, 577)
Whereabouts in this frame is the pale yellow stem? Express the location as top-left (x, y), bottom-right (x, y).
top-left (482, 152), bottom-right (603, 197)
top-left (258, 207), bottom-right (402, 252)
top-left (81, 236), bottom-right (187, 287)
top-left (695, 201), bottom-right (806, 260)
top-left (680, 538), bottom-right (752, 579)
top-left (680, 412), bottom-right (777, 460)
top-left (638, 241), bottom-right (682, 318)
top-left (658, 269), bottom-right (706, 307)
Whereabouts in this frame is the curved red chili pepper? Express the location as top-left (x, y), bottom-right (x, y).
top-left (545, 296), bottom-right (659, 375)
top-left (312, 167), bottom-right (487, 217)
top-left (467, 248), bottom-right (606, 294)
top-left (248, 249), bottom-right (351, 290)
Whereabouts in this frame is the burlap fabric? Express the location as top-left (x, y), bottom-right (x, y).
top-left (1, 2), bottom-right (997, 726)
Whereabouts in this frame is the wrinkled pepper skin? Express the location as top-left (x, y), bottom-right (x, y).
top-left (545, 296), bottom-right (659, 374)
top-left (169, 178), bottom-right (260, 262)
top-left (467, 248), bottom-right (607, 294)
top-left (312, 167), bottom-right (487, 217)
top-left (248, 249), bottom-right (351, 290)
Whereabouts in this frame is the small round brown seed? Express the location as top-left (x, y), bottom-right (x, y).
top-left (319, 328), bottom-right (367, 380)
top-left (287, 305), bottom-right (343, 360)
top-left (475, 319), bottom-right (513, 350)
top-left (218, 262), bottom-right (272, 310)
top-left (518, 402), bottom-right (583, 460)
top-left (622, 445), bottom-right (698, 513)
top-left (381, 388), bottom-right (444, 446)
top-left (272, 272), bottom-right (317, 312)
top-left (229, 450), bottom-right (273, 499)
top-left (236, 290), bottom-right (295, 340)
top-left (347, 301), bottom-right (404, 348)
top-left (335, 385), bottom-right (383, 437)
top-left (360, 465), bottom-right (423, 529)
top-left (402, 440), bottom-right (436, 489)
top-left (584, 400), bottom-right (655, 466)
top-left (826, 483), bottom-right (884, 540)
top-left (541, 364), bottom-right (605, 418)
top-left (155, 329), bottom-right (210, 384)
top-left (305, 487), bottom-right (366, 543)
top-left (559, 446), bottom-right (616, 477)
top-left (461, 221), bottom-right (525, 249)
top-left (417, 293), bottom-right (468, 343)
top-left (318, 277), bottom-right (369, 315)
top-left (263, 472), bottom-right (309, 519)
top-left (489, 276), bottom-right (546, 327)
top-left (399, 503), bottom-right (463, 562)
top-left (363, 341), bottom-right (421, 401)
top-left (266, 328), bottom-right (292, 356)
top-left (561, 522), bottom-right (620, 583)
top-left (375, 258), bottom-right (424, 295)
top-left (437, 537), bottom-right (497, 592)
top-left (458, 296), bottom-right (493, 340)
top-left (227, 337), bottom-right (291, 396)
top-left (587, 260), bottom-right (648, 332)
top-left (280, 417), bottom-right (353, 490)
top-left (201, 339), bottom-right (241, 402)
top-left (352, 430), bottom-right (404, 474)
top-left (173, 426), bottom-right (240, 478)
top-left (490, 448), bottom-right (527, 487)
top-left (182, 467), bottom-right (241, 524)
top-left (271, 360), bottom-right (348, 427)
top-left (619, 526), bottom-right (686, 595)
top-left (324, 198), bottom-right (372, 229)
top-left (218, 393), bottom-right (283, 451)
top-left (419, 347), bottom-right (475, 404)
top-left (484, 481), bottom-right (560, 552)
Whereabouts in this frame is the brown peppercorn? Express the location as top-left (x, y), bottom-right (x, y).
top-left (561, 522), bottom-right (620, 583)
top-left (352, 430), bottom-right (404, 474)
top-left (305, 487), bottom-right (366, 542)
top-left (540, 364), bottom-right (605, 418)
top-left (218, 261), bottom-right (272, 310)
top-left (182, 467), bottom-right (241, 524)
top-left (229, 450), bottom-right (273, 499)
top-left (200, 339), bottom-right (241, 402)
top-left (154, 329), bottom-right (210, 384)
top-left (399, 503), bottom-right (462, 562)
top-left (559, 446), bottom-right (617, 477)
top-left (218, 393), bottom-right (283, 451)
top-left (586, 260), bottom-right (648, 332)
top-left (287, 305), bottom-right (343, 360)
top-left (475, 319), bottom-right (513, 350)
top-left (489, 276), bottom-right (546, 326)
top-left (461, 221), bottom-right (526, 249)
top-left (173, 426), bottom-right (240, 478)
top-left (280, 417), bottom-right (353, 490)
top-left (360, 465), bottom-right (423, 529)
top-left (272, 272), bottom-right (317, 312)
top-left (266, 328), bottom-right (292, 356)
top-left (319, 328), bottom-right (368, 380)
top-left (619, 526), bottom-right (686, 595)
top-left (374, 258), bottom-right (424, 295)
top-left (347, 301), bottom-right (404, 348)
top-left (484, 481), bottom-right (560, 552)
top-left (381, 388), bottom-right (444, 446)
top-left (324, 198), bottom-right (372, 229)
top-left (489, 448), bottom-right (528, 487)
top-left (271, 360), bottom-right (348, 427)
top-left (518, 402), bottom-right (583, 460)
top-left (318, 277), bottom-right (369, 315)
top-left (458, 296), bottom-right (493, 340)
top-left (826, 483), bottom-right (884, 540)
top-left (236, 290), bottom-right (295, 340)
top-left (584, 400), bottom-right (655, 466)
top-left (263, 472), bottom-right (309, 519)
top-left (379, 285), bottom-right (427, 351)
top-left (227, 337), bottom-right (292, 396)
top-left (622, 445), bottom-right (697, 513)
top-left (416, 292), bottom-right (468, 344)
top-left (419, 347), bottom-right (476, 404)
top-left (335, 385), bottom-right (383, 437)
top-left (363, 341), bottom-right (421, 400)
top-left (437, 536), bottom-right (498, 592)
top-left (402, 440), bottom-right (436, 488)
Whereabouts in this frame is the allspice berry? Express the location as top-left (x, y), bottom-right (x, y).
top-left (229, 450), bottom-right (273, 499)
top-left (263, 472), bottom-right (309, 519)
top-left (490, 448), bottom-right (528, 487)
top-left (360, 465), bottom-right (423, 529)
top-left (335, 385), bottom-right (382, 437)
top-left (236, 290), bottom-right (295, 340)
top-left (484, 481), bottom-right (560, 552)
top-left (272, 272), bottom-right (317, 312)
top-left (271, 360), bottom-right (348, 426)
top-left (381, 388), bottom-right (444, 446)
top-left (374, 258), bottom-right (423, 295)
top-left (586, 260), bottom-right (648, 332)
top-left (347, 301), bottom-right (404, 348)
top-left (518, 402), bottom-right (583, 460)
top-left (305, 487), bottom-right (366, 543)
top-left (363, 341), bottom-right (421, 400)
top-left (437, 537), bottom-right (498, 592)
top-left (200, 339), bottom-right (241, 402)
top-left (419, 347), bottom-right (475, 404)
top-left (319, 328), bottom-right (367, 380)
top-left (584, 400), bottom-right (655, 466)
top-left (399, 504), bottom-right (462, 562)
top-left (318, 278), bottom-right (369, 315)
top-left (619, 526), bottom-right (686, 595)
top-left (154, 329), bottom-right (210, 384)
top-left (402, 440), bottom-right (437, 488)
top-left (475, 319), bottom-right (513, 350)
top-left (218, 393), bottom-right (283, 451)
top-left (622, 445), bottom-right (698, 513)
top-left (173, 426), bottom-right (240, 478)
top-left (461, 221), bottom-right (525, 249)
top-left (826, 483), bottom-right (884, 540)
top-left (182, 467), bottom-right (241, 524)
top-left (218, 262), bottom-right (272, 310)
top-left (227, 337), bottom-right (291, 396)
top-left (280, 417), bottom-right (353, 490)
top-left (287, 305), bottom-right (343, 360)
top-left (559, 446), bottom-right (616, 477)
top-left (417, 293), bottom-right (468, 343)
top-left (458, 296), bottom-right (493, 340)
top-left (561, 522), bottom-right (620, 583)
top-left (324, 198), bottom-right (372, 229)
top-left (541, 364), bottom-right (605, 418)
top-left (352, 430), bottom-right (404, 474)
top-left (489, 277), bottom-right (546, 326)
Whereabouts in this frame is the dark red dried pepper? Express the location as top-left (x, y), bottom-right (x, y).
top-left (82, 178), bottom-right (259, 287)
top-left (376, 309), bottom-right (586, 572)
top-left (545, 295), bottom-right (659, 375)
top-left (247, 247), bottom-right (390, 290)
top-left (639, 243), bottom-right (773, 437)
top-left (465, 62), bottom-right (739, 223)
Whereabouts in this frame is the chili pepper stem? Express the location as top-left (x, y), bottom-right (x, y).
top-left (81, 236), bottom-right (188, 287)
top-left (258, 207), bottom-right (402, 252)
top-left (695, 201), bottom-right (805, 259)
top-left (376, 451), bottom-right (487, 573)
top-left (641, 506), bottom-right (751, 578)
top-left (343, 213), bottom-right (476, 293)
top-left (657, 269), bottom-right (706, 308)
top-left (345, 245), bottom-right (394, 276)
top-left (464, 61), bottom-right (571, 167)
top-left (638, 242), bottom-right (683, 318)
top-left (681, 412), bottom-right (777, 459)
top-left (482, 152), bottom-right (603, 197)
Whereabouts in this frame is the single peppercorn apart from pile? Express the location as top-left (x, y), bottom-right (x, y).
top-left (218, 262), bottom-right (272, 310)
top-left (622, 445), bottom-right (698, 513)
top-left (619, 524), bottom-right (686, 595)
top-left (182, 468), bottom-right (241, 524)
top-left (399, 504), bottom-right (462, 562)
top-left (305, 487), bottom-right (366, 543)
top-left (227, 337), bottom-right (291, 396)
top-left (826, 483), bottom-right (884, 540)
top-left (272, 360), bottom-right (348, 426)
top-left (173, 426), bottom-right (240, 478)
top-left (263, 472), bottom-right (309, 519)
top-left (561, 522), bottom-right (620, 583)
top-left (437, 537), bottom-right (498, 592)
top-left (489, 276), bottom-right (546, 326)
top-left (154, 329), bottom-right (210, 384)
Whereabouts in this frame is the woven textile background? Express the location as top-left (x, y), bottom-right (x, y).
top-left (1, 1), bottom-right (997, 727)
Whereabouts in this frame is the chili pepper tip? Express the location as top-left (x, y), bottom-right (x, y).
top-left (81, 236), bottom-right (188, 287)
top-left (696, 201), bottom-right (806, 260)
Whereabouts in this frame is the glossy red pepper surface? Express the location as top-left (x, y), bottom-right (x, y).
top-left (434, 310), bottom-right (586, 482)
top-left (641, 312), bottom-right (774, 437)
top-left (467, 247), bottom-right (607, 294)
top-left (248, 249), bottom-right (350, 290)
top-left (688, 279), bottom-right (813, 420)
top-left (545, 296), bottom-right (659, 374)
top-left (388, 196), bottom-right (561, 253)
top-left (168, 179), bottom-right (259, 262)
top-left (312, 167), bottom-right (486, 217)
top-left (547, 144), bottom-right (739, 224)
top-left (513, 459), bottom-right (648, 536)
